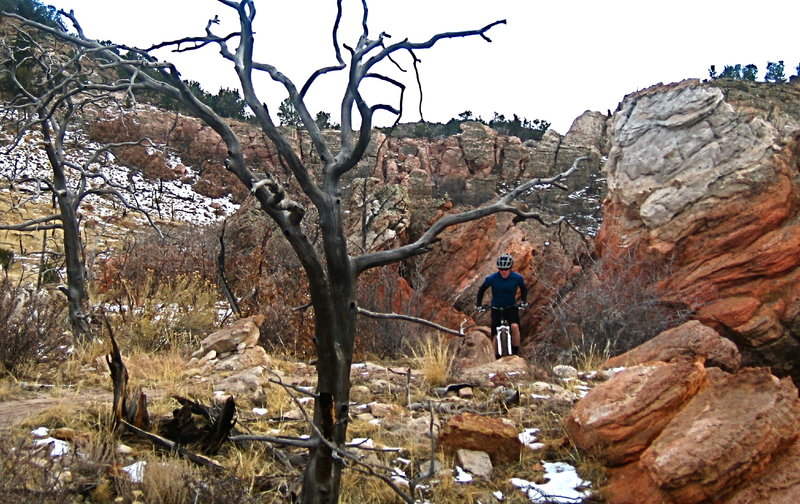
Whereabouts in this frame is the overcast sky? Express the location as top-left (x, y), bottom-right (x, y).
top-left (45, 0), bottom-right (800, 134)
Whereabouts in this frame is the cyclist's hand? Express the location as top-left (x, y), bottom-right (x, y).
top-left (476, 305), bottom-right (487, 313)
top-left (518, 302), bottom-right (529, 310)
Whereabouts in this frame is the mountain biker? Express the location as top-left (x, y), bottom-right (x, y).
top-left (476, 253), bottom-right (528, 357)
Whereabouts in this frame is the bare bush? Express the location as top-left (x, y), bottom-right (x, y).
top-left (97, 224), bottom-right (220, 299)
top-left (101, 272), bottom-right (220, 351)
top-left (535, 248), bottom-right (695, 366)
top-left (0, 276), bottom-right (69, 376)
top-left (94, 225), bottom-right (223, 351)
top-left (355, 261), bottom-right (434, 359)
top-left (355, 266), bottom-right (409, 359)
top-left (0, 432), bottom-right (116, 504)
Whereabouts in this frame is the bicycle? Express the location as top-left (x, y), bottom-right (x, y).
top-left (477, 303), bottom-right (527, 357)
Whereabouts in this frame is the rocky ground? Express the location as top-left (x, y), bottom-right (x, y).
top-left (0, 315), bottom-right (605, 503)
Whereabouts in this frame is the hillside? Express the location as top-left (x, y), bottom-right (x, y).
top-left (3, 5), bottom-right (800, 504)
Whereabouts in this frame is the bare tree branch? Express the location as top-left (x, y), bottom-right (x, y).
top-left (356, 306), bottom-right (465, 337)
top-left (353, 156), bottom-right (589, 274)
top-left (0, 214), bottom-right (62, 231)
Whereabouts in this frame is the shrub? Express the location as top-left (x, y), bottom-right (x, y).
top-left (97, 224), bottom-right (219, 298)
top-left (355, 266), bottom-right (410, 359)
top-left (95, 225), bottom-right (223, 351)
top-left (535, 249), bottom-right (694, 366)
top-left (100, 271), bottom-right (220, 351)
top-left (0, 434), bottom-right (101, 504)
top-left (0, 275), bottom-right (69, 376)
top-left (0, 247), bottom-right (13, 269)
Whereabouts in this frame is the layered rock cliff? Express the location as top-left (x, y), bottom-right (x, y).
top-left (596, 79), bottom-right (800, 380)
top-left (92, 106), bottom-right (608, 349)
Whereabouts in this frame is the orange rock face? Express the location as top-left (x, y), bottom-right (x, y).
top-left (640, 368), bottom-right (800, 503)
top-left (597, 79), bottom-right (800, 380)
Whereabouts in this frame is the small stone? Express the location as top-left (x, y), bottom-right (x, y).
top-left (419, 458), bottom-right (448, 477)
top-left (553, 365), bottom-right (579, 379)
top-left (350, 385), bottom-right (371, 402)
top-left (355, 413), bottom-right (375, 422)
top-left (458, 387), bottom-right (474, 399)
top-left (369, 402), bottom-right (399, 418)
top-left (199, 350), bottom-right (217, 363)
top-left (456, 448), bottom-right (493, 478)
top-left (117, 444), bottom-right (134, 455)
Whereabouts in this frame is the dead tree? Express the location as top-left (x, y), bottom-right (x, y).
top-left (0, 21), bottom-right (160, 338)
top-left (13, 3), bottom-right (584, 502)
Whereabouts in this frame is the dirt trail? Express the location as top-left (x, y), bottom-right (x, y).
top-left (0, 388), bottom-right (113, 433)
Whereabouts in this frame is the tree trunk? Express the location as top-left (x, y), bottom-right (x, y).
top-left (302, 205), bottom-right (358, 504)
top-left (302, 299), bottom-right (356, 503)
top-left (57, 194), bottom-right (91, 339)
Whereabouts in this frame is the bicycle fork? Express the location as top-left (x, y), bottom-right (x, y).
top-left (496, 324), bottom-right (512, 357)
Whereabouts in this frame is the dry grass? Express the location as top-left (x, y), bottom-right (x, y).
top-left (99, 271), bottom-right (221, 353)
top-left (116, 456), bottom-right (200, 504)
top-left (0, 190), bottom-right (134, 284)
top-left (573, 336), bottom-right (613, 372)
top-left (412, 335), bottom-right (455, 388)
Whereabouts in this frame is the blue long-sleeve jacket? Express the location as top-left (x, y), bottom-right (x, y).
top-left (476, 271), bottom-right (527, 307)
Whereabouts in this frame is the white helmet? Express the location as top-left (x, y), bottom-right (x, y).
top-left (496, 254), bottom-right (513, 269)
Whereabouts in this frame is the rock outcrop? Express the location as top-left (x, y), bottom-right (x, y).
top-left (567, 324), bottom-right (800, 504)
top-left (566, 357), bottom-right (707, 465)
top-left (597, 79), bottom-right (800, 380)
top-left (604, 320), bottom-right (741, 372)
top-left (207, 115), bottom-right (607, 353)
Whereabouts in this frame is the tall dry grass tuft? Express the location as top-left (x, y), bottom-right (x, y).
top-left (412, 335), bottom-right (455, 388)
top-left (116, 457), bottom-right (199, 504)
top-left (99, 271), bottom-right (220, 352)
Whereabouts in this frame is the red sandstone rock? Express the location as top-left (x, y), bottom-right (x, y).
top-left (639, 368), bottom-right (800, 503)
top-left (450, 327), bottom-right (495, 370)
top-left (604, 320), bottom-right (740, 372)
top-left (605, 461), bottom-right (676, 504)
top-left (596, 79), bottom-right (800, 380)
top-left (566, 358), bottom-right (707, 465)
top-left (437, 412), bottom-right (522, 464)
top-left (724, 438), bottom-right (800, 504)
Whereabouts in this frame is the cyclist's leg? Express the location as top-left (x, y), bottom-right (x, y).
top-left (506, 307), bottom-right (521, 355)
top-left (490, 308), bottom-right (501, 335)
top-left (491, 309), bottom-right (502, 358)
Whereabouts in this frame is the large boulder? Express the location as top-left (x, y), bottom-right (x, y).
top-left (596, 79), bottom-right (800, 381)
top-left (725, 438), bottom-right (800, 504)
top-left (566, 357), bottom-right (707, 465)
top-left (604, 320), bottom-right (741, 372)
top-left (585, 365), bottom-right (800, 504)
top-left (639, 367), bottom-right (800, 504)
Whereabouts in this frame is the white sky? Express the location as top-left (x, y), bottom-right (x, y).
top-left (45, 0), bottom-right (799, 134)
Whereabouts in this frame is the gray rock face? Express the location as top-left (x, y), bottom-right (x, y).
top-left (606, 81), bottom-right (777, 230)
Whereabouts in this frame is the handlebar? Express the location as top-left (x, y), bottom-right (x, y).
top-left (476, 303), bottom-right (527, 313)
